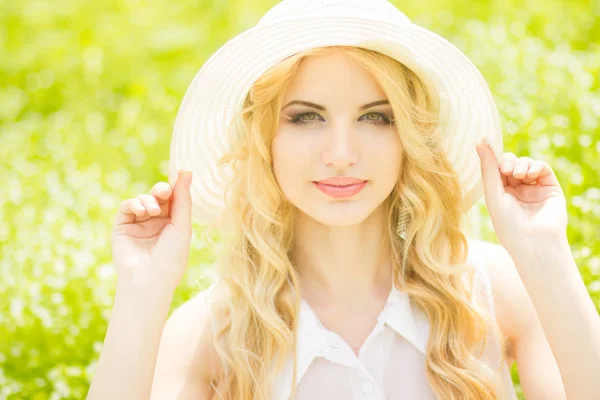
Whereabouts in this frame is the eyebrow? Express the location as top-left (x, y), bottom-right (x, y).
top-left (281, 99), bottom-right (390, 111)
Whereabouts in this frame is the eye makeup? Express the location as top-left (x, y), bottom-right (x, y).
top-left (284, 110), bottom-right (394, 126)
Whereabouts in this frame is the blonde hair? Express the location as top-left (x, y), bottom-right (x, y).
top-left (201, 45), bottom-right (509, 399)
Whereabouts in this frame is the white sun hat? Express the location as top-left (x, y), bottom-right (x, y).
top-left (169, 0), bottom-right (503, 226)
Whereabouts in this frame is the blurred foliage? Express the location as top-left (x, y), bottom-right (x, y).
top-left (1, 0), bottom-right (599, 398)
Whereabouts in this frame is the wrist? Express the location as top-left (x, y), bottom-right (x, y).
top-left (110, 279), bottom-right (175, 333)
top-left (116, 268), bottom-right (180, 295)
top-left (510, 234), bottom-right (574, 283)
top-left (115, 276), bottom-right (177, 304)
top-left (509, 231), bottom-right (570, 264)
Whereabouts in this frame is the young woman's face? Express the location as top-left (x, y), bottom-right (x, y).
top-left (272, 50), bottom-right (403, 226)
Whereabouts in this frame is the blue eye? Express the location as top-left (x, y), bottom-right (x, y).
top-left (289, 111), bottom-right (393, 126)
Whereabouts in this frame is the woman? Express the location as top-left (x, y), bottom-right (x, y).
top-left (87, 1), bottom-right (600, 399)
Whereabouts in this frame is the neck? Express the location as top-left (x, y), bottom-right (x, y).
top-left (290, 207), bottom-right (395, 308)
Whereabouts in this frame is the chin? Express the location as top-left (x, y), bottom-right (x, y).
top-left (305, 202), bottom-right (377, 227)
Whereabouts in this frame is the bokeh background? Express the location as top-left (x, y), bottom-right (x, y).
top-left (1, 0), bottom-right (599, 398)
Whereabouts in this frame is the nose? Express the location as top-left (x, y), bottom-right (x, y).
top-left (322, 124), bottom-right (359, 169)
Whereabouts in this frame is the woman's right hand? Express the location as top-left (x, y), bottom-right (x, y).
top-left (111, 169), bottom-right (194, 290)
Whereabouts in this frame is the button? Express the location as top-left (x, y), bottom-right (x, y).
top-left (314, 345), bottom-right (327, 357)
top-left (360, 381), bottom-right (374, 394)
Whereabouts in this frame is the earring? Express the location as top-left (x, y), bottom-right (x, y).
top-left (396, 208), bottom-right (410, 240)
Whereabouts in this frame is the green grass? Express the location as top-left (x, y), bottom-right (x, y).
top-left (1, 0), bottom-right (598, 398)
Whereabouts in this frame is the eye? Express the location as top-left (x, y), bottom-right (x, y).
top-left (360, 112), bottom-right (392, 125)
top-left (289, 112), bottom-right (322, 126)
top-left (289, 111), bottom-right (393, 126)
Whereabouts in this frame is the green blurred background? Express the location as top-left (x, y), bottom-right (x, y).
top-left (1, 0), bottom-right (599, 398)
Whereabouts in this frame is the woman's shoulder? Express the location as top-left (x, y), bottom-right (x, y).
top-left (465, 238), bottom-right (507, 296)
top-left (150, 282), bottom-right (228, 399)
top-left (465, 238), bottom-right (524, 364)
top-left (180, 281), bottom-right (229, 367)
top-left (464, 238), bottom-right (509, 312)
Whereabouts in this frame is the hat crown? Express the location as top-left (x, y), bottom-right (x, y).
top-left (258, 0), bottom-right (412, 26)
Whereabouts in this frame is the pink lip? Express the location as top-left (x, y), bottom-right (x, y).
top-left (313, 181), bottom-right (368, 199)
top-left (316, 177), bottom-right (366, 186)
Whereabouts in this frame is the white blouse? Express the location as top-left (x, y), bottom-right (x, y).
top-left (203, 239), bottom-right (518, 399)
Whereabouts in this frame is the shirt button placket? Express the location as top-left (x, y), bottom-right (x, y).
top-left (360, 379), bottom-right (385, 400)
top-left (360, 380), bottom-right (374, 395)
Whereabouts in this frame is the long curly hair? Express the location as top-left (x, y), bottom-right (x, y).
top-left (200, 45), bottom-right (509, 399)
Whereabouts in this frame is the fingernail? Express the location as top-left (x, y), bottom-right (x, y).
top-left (184, 171), bottom-right (193, 186)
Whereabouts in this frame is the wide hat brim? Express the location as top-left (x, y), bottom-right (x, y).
top-left (169, 15), bottom-right (503, 226)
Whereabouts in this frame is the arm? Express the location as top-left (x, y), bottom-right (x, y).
top-left (90, 170), bottom-right (199, 399)
top-left (484, 242), bottom-right (566, 399)
top-left (475, 131), bottom-right (600, 398)
top-left (86, 281), bottom-right (175, 400)
top-left (150, 288), bottom-right (218, 400)
top-left (514, 235), bottom-right (600, 399)
top-left (487, 238), bottom-right (600, 399)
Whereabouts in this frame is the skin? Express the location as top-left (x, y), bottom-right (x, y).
top-left (90, 49), bottom-right (595, 400)
top-left (271, 50), bottom-right (402, 354)
top-left (478, 141), bottom-right (599, 399)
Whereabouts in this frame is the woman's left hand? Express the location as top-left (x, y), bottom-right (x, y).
top-left (475, 142), bottom-right (568, 258)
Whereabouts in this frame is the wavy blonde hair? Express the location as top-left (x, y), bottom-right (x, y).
top-left (201, 45), bottom-right (509, 399)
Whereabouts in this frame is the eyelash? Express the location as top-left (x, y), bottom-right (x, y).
top-left (289, 111), bottom-right (393, 126)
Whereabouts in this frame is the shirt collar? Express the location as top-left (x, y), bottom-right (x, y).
top-left (378, 284), bottom-right (429, 354)
top-left (270, 239), bottom-right (485, 399)
top-left (297, 284), bottom-right (428, 355)
top-left (271, 284), bottom-right (429, 399)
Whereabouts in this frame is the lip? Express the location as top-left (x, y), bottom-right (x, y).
top-left (312, 180), bottom-right (368, 199)
top-left (316, 177), bottom-right (366, 186)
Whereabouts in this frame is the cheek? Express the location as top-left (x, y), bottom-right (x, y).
top-left (366, 133), bottom-right (402, 171)
top-left (271, 131), bottom-right (313, 189)
top-left (363, 135), bottom-right (403, 195)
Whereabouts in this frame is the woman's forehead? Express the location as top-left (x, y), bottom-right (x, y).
top-left (282, 54), bottom-right (387, 108)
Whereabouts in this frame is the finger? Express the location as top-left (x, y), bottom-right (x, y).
top-left (500, 171), bottom-right (508, 187)
top-left (523, 179), bottom-right (539, 185)
top-left (168, 162), bottom-right (180, 188)
top-left (506, 173), bottom-right (522, 187)
top-left (150, 182), bottom-right (173, 204)
top-left (518, 159), bottom-right (556, 186)
top-left (499, 152), bottom-right (518, 175)
top-left (167, 164), bottom-right (180, 218)
top-left (521, 160), bottom-right (544, 185)
top-left (512, 157), bottom-right (534, 179)
top-left (150, 182), bottom-right (172, 217)
top-left (521, 176), bottom-right (539, 185)
top-left (526, 160), bottom-right (545, 179)
top-left (170, 171), bottom-right (193, 237)
top-left (476, 143), bottom-right (504, 201)
top-left (534, 160), bottom-right (561, 187)
top-left (115, 198), bottom-right (146, 226)
top-left (137, 194), bottom-right (161, 217)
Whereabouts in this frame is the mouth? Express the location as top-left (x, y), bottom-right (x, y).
top-left (312, 181), bottom-right (368, 199)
